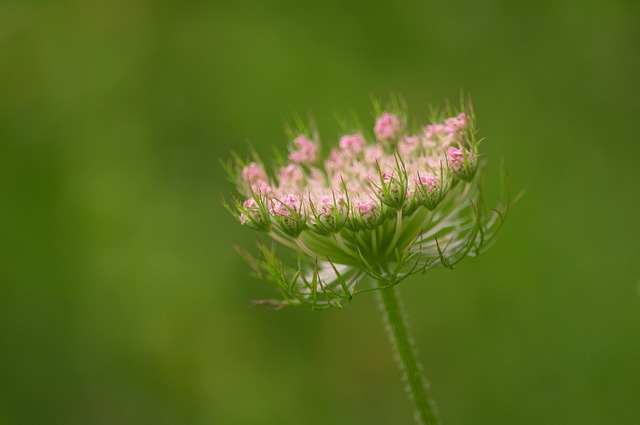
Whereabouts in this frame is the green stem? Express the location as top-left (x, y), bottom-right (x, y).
top-left (385, 209), bottom-right (404, 257)
top-left (378, 285), bottom-right (440, 425)
top-left (334, 233), bottom-right (357, 257)
top-left (372, 230), bottom-right (378, 257)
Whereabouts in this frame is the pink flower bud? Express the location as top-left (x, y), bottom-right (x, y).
top-left (416, 175), bottom-right (439, 192)
top-left (319, 195), bottom-right (333, 216)
top-left (339, 134), bottom-right (366, 153)
top-left (252, 180), bottom-right (272, 194)
top-left (356, 200), bottom-right (377, 218)
top-left (457, 113), bottom-right (467, 128)
top-left (271, 194), bottom-right (300, 216)
top-left (243, 198), bottom-right (258, 208)
top-left (242, 162), bottom-right (267, 185)
top-left (447, 147), bottom-right (465, 170)
top-left (288, 135), bottom-right (319, 164)
top-left (374, 113), bottom-right (402, 142)
top-left (239, 198), bottom-right (264, 226)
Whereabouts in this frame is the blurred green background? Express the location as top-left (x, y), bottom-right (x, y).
top-left (2, 0), bottom-right (640, 424)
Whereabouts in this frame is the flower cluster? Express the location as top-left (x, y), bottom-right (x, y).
top-left (225, 99), bottom-right (513, 309)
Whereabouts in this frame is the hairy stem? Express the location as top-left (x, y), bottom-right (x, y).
top-left (377, 285), bottom-right (440, 425)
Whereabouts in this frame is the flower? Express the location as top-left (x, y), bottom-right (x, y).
top-left (374, 112), bottom-right (402, 142)
top-left (288, 135), bottom-right (319, 164)
top-left (339, 134), bottom-right (366, 154)
top-left (225, 99), bottom-right (514, 309)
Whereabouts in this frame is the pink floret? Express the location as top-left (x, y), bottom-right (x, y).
top-left (339, 134), bottom-right (366, 153)
top-left (447, 147), bottom-right (465, 170)
top-left (288, 135), bottom-right (319, 164)
top-left (242, 162), bottom-right (267, 184)
top-left (271, 194), bottom-right (300, 216)
top-left (416, 175), bottom-right (439, 192)
top-left (356, 200), bottom-right (377, 218)
top-left (374, 113), bottom-right (401, 141)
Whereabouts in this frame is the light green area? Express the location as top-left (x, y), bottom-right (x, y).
top-left (1, 1), bottom-right (639, 424)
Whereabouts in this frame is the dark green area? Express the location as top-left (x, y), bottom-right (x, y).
top-left (2, 1), bottom-right (639, 424)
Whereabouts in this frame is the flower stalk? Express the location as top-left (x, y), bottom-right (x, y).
top-left (378, 284), bottom-right (440, 425)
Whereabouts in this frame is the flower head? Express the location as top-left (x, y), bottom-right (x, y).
top-left (225, 98), bottom-right (515, 309)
